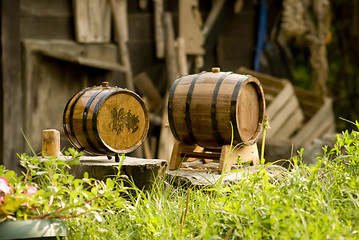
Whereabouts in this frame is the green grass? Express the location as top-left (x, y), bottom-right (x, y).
top-left (66, 122), bottom-right (359, 239)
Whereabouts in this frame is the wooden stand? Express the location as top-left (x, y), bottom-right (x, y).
top-left (169, 141), bottom-right (259, 173)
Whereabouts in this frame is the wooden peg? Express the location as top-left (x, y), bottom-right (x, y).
top-left (42, 129), bottom-right (60, 157)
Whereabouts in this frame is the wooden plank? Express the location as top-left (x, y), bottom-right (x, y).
top-left (158, 13), bottom-right (178, 161)
top-left (133, 72), bottom-right (162, 111)
top-left (21, 0), bottom-right (71, 17)
top-left (179, 0), bottom-right (205, 55)
top-left (180, 151), bottom-right (221, 160)
top-left (264, 94), bottom-right (275, 103)
top-left (143, 138), bottom-right (152, 159)
top-left (73, 0), bottom-right (111, 43)
top-left (267, 94), bottom-right (300, 138)
top-left (262, 86), bottom-right (282, 96)
top-left (24, 39), bottom-right (118, 62)
top-left (158, 92), bottom-right (176, 162)
top-left (114, 0), bottom-right (129, 42)
top-left (175, 37), bottom-right (188, 76)
top-left (272, 108), bottom-right (304, 140)
top-left (164, 12), bottom-right (178, 86)
top-left (20, 0), bottom-right (73, 40)
top-left (201, 0), bottom-right (225, 40)
top-left (266, 81), bottom-right (294, 118)
top-left (0, 0), bottom-right (23, 172)
top-left (237, 67), bottom-right (286, 89)
top-left (139, 0), bottom-right (148, 9)
top-left (23, 39), bottom-right (122, 71)
top-left (301, 110), bottom-right (335, 148)
top-left (39, 48), bottom-right (127, 72)
top-left (295, 87), bottom-right (324, 105)
top-left (291, 98), bottom-right (333, 148)
top-left (153, 0), bottom-right (165, 58)
top-left (109, 0), bottom-right (135, 90)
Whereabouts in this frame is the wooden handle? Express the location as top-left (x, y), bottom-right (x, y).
top-left (42, 129), bottom-right (60, 157)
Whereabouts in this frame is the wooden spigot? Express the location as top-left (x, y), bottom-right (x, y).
top-left (102, 82), bottom-right (109, 87)
top-left (42, 129), bottom-right (60, 157)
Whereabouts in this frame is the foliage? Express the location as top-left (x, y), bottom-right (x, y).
top-left (0, 148), bottom-right (129, 222)
top-left (65, 121), bottom-right (359, 239)
top-left (2, 122), bottom-right (359, 239)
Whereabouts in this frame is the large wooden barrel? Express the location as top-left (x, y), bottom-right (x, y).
top-left (168, 68), bottom-right (265, 148)
top-left (63, 82), bottom-right (149, 155)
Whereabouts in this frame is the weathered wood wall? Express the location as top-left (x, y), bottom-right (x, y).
top-left (0, 1), bottom-right (23, 172)
top-left (1, 0), bottom-right (257, 171)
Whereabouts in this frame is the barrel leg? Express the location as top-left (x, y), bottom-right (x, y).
top-left (219, 143), bottom-right (259, 173)
top-left (169, 141), bottom-right (198, 170)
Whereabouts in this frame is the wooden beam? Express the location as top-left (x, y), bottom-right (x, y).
top-left (0, 0), bottom-right (23, 172)
top-left (73, 0), bottom-right (112, 43)
top-left (153, 0), bottom-right (165, 58)
top-left (201, 0), bottom-right (226, 40)
top-left (179, 0), bottom-right (205, 55)
top-left (108, 0), bottom-right (135, 91)
top-left (39, 48), bottom-right (127, 72)
top-left (133, 72), bottom-right (162, 111)
top-left (163, 12), bottom-right (178, 86)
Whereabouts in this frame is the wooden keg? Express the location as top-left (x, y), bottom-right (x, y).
top-left (63, 82), bottom-right (149, 155)
top-left (168, 67), bottom-right (265, 148)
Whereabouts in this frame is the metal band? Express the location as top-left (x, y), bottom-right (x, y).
top-left (67, 87), bottom-right (91, 149)
top-left (168, 76), bottom-right (184, 142)
top-left (83, 88), bottom-right (107, 152)
top-left (185, 72), bottom-right (203, 145)
top-left (92, 89), bottom-right (118, 154)
top-left (230, 76), bottom-right (248, 142)
top-left (211, 72), bottom-right (232, 145)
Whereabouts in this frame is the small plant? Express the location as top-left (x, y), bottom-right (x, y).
top-left (0, 148), bottom-right (129, 222)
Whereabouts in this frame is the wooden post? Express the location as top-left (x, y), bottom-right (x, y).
top-left (109, 0), bottom-right (134, 91)
top-left (179, 0), bottom-right (205, 55)
top-left (0, 0), bottom-right (23, 172)
top-left (73, 0), bottom-right (111, 43)
top-left (153, 0), bottom-right (165, 58)
top-left (42, 129), bottom-right (60, 157)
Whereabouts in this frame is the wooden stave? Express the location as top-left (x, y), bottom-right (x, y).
top-left (63, 86), bottom-right (95, 151)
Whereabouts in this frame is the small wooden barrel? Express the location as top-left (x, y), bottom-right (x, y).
top-left (63, 82), bottom-right (149, 155)
top-left (168, 68), bottom-right (265, 148)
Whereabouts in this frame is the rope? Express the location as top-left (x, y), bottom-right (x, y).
top-left (281, 0), bottom-right (331, 96)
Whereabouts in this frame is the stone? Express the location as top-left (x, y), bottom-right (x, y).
top-left (69, 156), bottom-right (167, 189)
top-left (165, 163), bottom-right (288, 188)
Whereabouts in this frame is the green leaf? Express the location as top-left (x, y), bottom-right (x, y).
top-left (4, 198), bottom-right (21, 212)
top-left (91, 187), bottom-right (98, 195)
top-left (93, 211), bottom-right (103, 222)
top-left (83, 172), bottom-right (89, 179)
top-left (68, 157), bottom-right (80, 165)
top-left (35, 171), bottom-right (48, 176)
